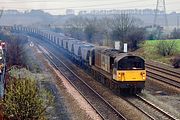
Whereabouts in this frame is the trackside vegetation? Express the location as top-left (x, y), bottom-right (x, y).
top-left (0, 31), bottom-right (54, 119)
top-left (137, 39), bottom-right (180, 64)
top-left (1, 68), bottom-right (54, 120)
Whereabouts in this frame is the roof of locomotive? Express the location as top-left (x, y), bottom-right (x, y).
top-left (114, 53), bottom-right (145, 63)
top-left (102, 48), bottom-right (124, 58)
top-left (94, 46), bottom-right (109, 51)
top-left (94, 46), bottom-right (124, 58)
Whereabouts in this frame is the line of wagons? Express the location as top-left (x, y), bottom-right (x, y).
top-left (12, 26), bottom-right (147, 94)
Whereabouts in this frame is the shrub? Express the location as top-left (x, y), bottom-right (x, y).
top-left (1, 77), bottom-right (54, 120)
top-left (171, 55), bottom-right (180, 68)
top-left (156, 40), bottom-right (177, 56)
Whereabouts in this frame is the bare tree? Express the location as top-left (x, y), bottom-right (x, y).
top-left (98, 17), bottom-right (113, 46)
top-left (7, 35), bottom-right (28, 66)
top-left (84, 17), bottom-right (98, 43)
top-left (64, 16), bottom-right (85, 40)
top-left (171, 28), bottom-right (180, 39)
top-left (0, 31), bottom-right (28, 67)
top-left (128, 27), bottom-right (145, 51)
top-left (111, 14), bottom-right (134, 42)
top-left (62, 14), bottom-right (145, 50)
top-left (111, 14), bottom-right (145, 51)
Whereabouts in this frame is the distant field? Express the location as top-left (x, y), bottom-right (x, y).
top-left (136, 39), bottom-right (180, 64)
top-left (146, 39), bottom-right (180, 51)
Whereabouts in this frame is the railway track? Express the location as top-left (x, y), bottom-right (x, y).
top-left (30, 36), bottom-right (178, 120)
top-left (37, 44), bottom-right (127, 120)
top-left (146, 63), bottom-right (180, 79)
top-left (125, 94), bottom-right (177, 120)
top-left (146, 63), bottom-right (180, 89)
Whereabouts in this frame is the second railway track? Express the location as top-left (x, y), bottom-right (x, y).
top-left (125, 94), bottom-right (177, 120)
top-left (146, 63), bottom-right (180, 79)
top-left (147, 72), bottom-right (180, 89)
top-left (146, 63), bottom-right (180, 89)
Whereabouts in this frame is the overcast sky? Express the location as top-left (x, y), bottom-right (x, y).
top-left (0, 0), bottom-right (180, 15)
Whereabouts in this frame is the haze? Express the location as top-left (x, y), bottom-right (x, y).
top-left (0, 0), bottom-right (180, 15)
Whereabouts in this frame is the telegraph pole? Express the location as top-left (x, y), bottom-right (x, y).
top-left (0, 9), bottom-right (3, 29)
top-left (177, 15), bottom-right (179, 29)
top-left (154, 0), bottom-right (159, 27)
top-left (0, 9), bottom-right (3, 19)
top-left (153, 0), bottom-right (168, 27)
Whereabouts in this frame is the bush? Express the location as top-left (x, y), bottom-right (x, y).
top-left (1, 76), bottom-right (54, 120)
top-left (171, 55), bottom-right (180, 68)
top-left (156, 40), bottom-right (177, 56)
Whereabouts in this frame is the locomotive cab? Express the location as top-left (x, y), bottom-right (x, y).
top-left (113, 55), bottom-right (146, 91)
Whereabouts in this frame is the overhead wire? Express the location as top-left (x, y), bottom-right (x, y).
top-left (1, 0), bottom-right (148, 4)
top-left (1, 0), bottom-right (154, 10)
top-left (1, 0), bottom-right (180, 13)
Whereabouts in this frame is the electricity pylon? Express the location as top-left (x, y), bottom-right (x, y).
top-left (177, 16), bottom-right (179, 29)
top-left (0, 9), bottom-right (3, 19)
top-left (153, 0), bottom-right (168, 27)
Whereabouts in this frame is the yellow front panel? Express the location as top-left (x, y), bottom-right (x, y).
top-left (115, 70), bottom-right (146, 82)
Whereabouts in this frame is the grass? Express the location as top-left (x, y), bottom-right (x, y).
top-left (136, 39), bottom-right (180, 64)
top-left (146, 39), bottom-right (180, 51)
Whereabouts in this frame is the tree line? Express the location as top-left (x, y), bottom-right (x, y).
top-left (62, 14), bottom-right (145, 51)
top-left (58, 14), bottom-right (180, 67)
top-left (57, 14), bottom-right (180, 51)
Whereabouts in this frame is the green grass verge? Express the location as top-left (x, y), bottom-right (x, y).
top-left (146, 39), bottom-right (180, 51)
top-left (136, 39), bottom-right (180, 64)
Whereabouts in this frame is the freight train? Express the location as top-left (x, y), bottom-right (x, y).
top-left (12, 26), bottom-right (146, 94)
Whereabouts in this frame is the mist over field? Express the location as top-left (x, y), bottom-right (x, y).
top-left (0, 10), bottom-right (179, 28)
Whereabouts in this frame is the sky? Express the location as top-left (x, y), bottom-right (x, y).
top-left (0, 0), bottom-right (180, 15)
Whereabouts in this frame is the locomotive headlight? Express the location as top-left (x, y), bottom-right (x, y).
top-left (118, 72), bottom-right (125, 78)
top-left (141, 72), bottom-right (146, 80)
top-left (118, 73), bottom-right (121, 77)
